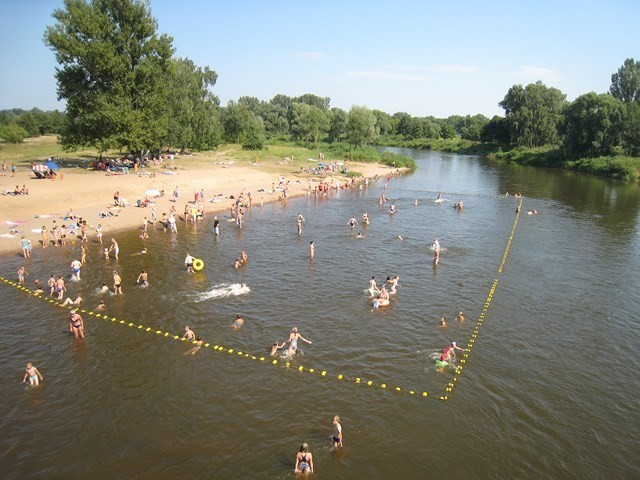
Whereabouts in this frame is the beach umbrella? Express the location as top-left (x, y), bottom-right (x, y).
top-left (145, 189), bottom-right (161, 196)
top-left (45, 161), bottom-right (60, 171)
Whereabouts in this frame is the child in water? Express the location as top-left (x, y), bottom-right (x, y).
top-left (22, 362), bottom-right (44, 386)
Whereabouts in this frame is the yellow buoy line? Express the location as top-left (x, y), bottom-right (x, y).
top-left (439, 197), bottom-right (523, 401)
top-left (2, 199), bottom-right (522, 402)
top-left (0, 276), bottom-right (434, 400)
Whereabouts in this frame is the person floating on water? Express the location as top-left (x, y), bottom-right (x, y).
top-left (230, 314), bottom-right (244, 329)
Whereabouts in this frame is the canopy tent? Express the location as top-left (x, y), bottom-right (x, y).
top-left (45, 161), bottom-right (60, 171)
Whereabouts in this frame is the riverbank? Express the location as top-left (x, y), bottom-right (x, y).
top-left (0, 155), bottom-right (395, 256)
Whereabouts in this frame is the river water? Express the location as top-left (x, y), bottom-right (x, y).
top-left (1, 149), bottom-right (639, 479)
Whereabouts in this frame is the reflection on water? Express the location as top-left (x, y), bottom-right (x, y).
top-left (1, 149), bottom-right (639, 479)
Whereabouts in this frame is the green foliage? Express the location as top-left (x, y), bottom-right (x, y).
top-left (346, 106), bottom-right (377, 148)
top-left (166, 58), bottom-right (220, 150)
top-left (499, 81), bottom-right (567, 148)
top-left (241, 116), bottom-right (266, 150)
top-left (562, 92), bottom-right (625, 158)
top-left (328, 108), bottom-right (347, 142)
top-left (0, 123), bottom-right (29, 143)
top-left (610, 58), bottom-right (640, 104)
top-left (44, 0), bottom-right (174, 153)
top-left (289, 103), bottom-right (329, 143)
top-left (566, 156), bottom-right (640, 181)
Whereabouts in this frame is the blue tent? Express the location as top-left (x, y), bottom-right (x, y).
top-left (45, 161), bottom-right (59, 171)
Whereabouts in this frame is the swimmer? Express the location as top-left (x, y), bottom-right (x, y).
top-left (109, 238), bottom-right (119, 260)
top-left (70, 259), bottom-right (82, 280)
top-left (433, 248), bottom-right (440, 266)
top-left (98, 283), bottom-right (109, 294)
top-left (104, 248), bottom-right (110, 260)
top-left (356, 232), bottom-right (365, 239)
top-left (389, 203), bottom-right (396, 214)
top-left (287, 326), bottom-right (312, 356)
top-left (55, 275), bottom-right (66, 299)
top-left (230, 314), bottom-right (244, 329)
top-left (369, 276), bottom-right (380, 296)
top-left (390, 275), bottom-right (399, 294)
top-left (456, 311), bottom-right (465, 322)
top-left (48, 274), bottom-right (56, 296)
top-left (95, 300), bottom-right (106, 311)
top-left (240, 250), bottom-right (248, 264)
top-left (183, 325), bottom-right (196, 341)
top-left (440, 341), bottom-right (465, 363)
top-left (61, 295), bottom-right (83, 307)
top-left (22, 362), bottom-right (43, 386)
top-left (185, 336), bottom-right (204, 355)
top-left (414, 199), bottom-right (418, 206)
top-left (332, 415), bottom-right (343, 448)
top-left (33, 279), bottom-right (44, 293)
top-left (184, 252), bottom-right (195, 273)
top-left (397, 235), bottom-right (404, 241)
top-left (234, 258), bottom-right (241, 269)
top-left (69, 310), bottom-right (85, 338)
top-left (17, 266), bottom-right (28, 284)
top-left (347, 216), bottom-right (359, 228)
top-left (362, 211), bottom-right (369, 224)
top-left (113, 271), bottom-right (122, 295)
top-left (439, 315), bottom-right (446, 327)
top-left (433, 238), bottom-right (441, 251)
top-left (309, 241), bottom-right (314, 259)
top-left (136, 270), bottom-right (149, 286)
top-left (297, 213), bottom-right (305, 235)
top-left (213, 216), bottom-right (220, 235)
top-left (294, 443), bottom-right (314, 474)
top-left (270, 340), bottom-right (287, 356)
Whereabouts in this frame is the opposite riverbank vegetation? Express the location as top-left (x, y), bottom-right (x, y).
top-left (1, 0), bottom-right (638, 182)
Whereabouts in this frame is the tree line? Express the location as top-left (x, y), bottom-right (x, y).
top-left (2, 0), bottom-right (638, 171)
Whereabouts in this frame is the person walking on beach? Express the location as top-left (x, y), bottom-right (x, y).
top-left (113, 271), bottom-right (122, 295)
top-left (1, 160), bottom-right (6, 176)
top-left (22, 362), bottom-right (44, 386)
top-left (294, 443), bottom-right (314, 474)
top-left (41, 226), bottom-right (49, 248)
top-left (20, 236), bottom-right (31, 259)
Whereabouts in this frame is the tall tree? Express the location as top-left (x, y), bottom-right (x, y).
top-left (328, 108), bottom-right (347, 142)
top-left (289, 103), bottom-right (328, 143)
top-left (610, 58), bottom-right (640, 105)
top-left (346, 106), bottom-right (377, 148)
top-left (166, 58), bottom-right (220, 150)
top-left (562, 92), bottom-right (625, 158)
top-left (44, 0), bottom-right (174, 154)
top-left (499, 81), bottom-right (566, 148)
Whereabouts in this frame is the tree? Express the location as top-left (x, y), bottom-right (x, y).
top-left (481, 115), bottom-right (509, 144)
top-left (499, 81), bottom-right (567, 148)
top-left (166, 58), bottom-right (220, 150)
top-left (44, 0), bottom-right (174, 155)
top-left (223, 101), bottom-right (253, 143)
top-left (0, 123), bottom-right (29, 143)
top-left (562, 92), bottom-right (625, 158)
top-left (328, 108), bottom-right (347, 142)
top-left (289, 103), bottom-right (328, 143)
top-left (346, 106), bottom-right (377, 148)
top-left (440, 123), bottom-right (457, 140)
top-left (372, 109), bottom-right (392, 136)
top-left (610, 58), bottom-right (640, 105)
top-left (241, 115), bottom-right (266, 150)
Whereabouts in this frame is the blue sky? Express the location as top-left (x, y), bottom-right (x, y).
top-left (1, 0), bottom-right (638, 118)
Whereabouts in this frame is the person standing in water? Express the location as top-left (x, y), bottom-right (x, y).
top-left (22, 362), bottom-right (44, 386)
top-left (347, 216), bottom-right (359, 228)
top-left (297, 213), bottom-right (305, 235)
top-left (294, 443), bottom-right (314, 474)
top-left (109, 238), bottom-right (119, 260)
top-left (136, 270), bottom-right (148, 286)
top-left (213, 216), bottom-right (220, 236)
top-left (309, 241), bottom-right (315, 259)
top-left (184, 253), bottom-right (195, 273)
top-left (112, 271), bottom-right (122, 295)
top-left (70, 259), bottom-right (82, 281)
top-left (332, 415), bottom-right (343, 448)
top-left (287, 327), bottom-right (312, 355)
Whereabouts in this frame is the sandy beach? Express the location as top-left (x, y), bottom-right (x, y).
top-left (0, 155), bottom-right (394, 256)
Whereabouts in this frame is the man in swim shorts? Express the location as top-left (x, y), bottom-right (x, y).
top-left (185, 253), bottom-right (195, 273)
top-left (332, 415), bottom-right (343, 448)
top-left (70, 259), bottom-right (82, 280)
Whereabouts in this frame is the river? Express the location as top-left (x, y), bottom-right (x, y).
top-left (1, 148), bottom-right (639, 479)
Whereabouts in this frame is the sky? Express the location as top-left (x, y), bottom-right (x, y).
top-left (1, 0), bottom-right (638, 118)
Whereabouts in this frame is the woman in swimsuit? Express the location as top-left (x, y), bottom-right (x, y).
top-left (69, 311), bottom-right (85, 339)
top-left (287, 327), bottom-right (312, 356)
top-left (294, 443), bottom-right (314, 474)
